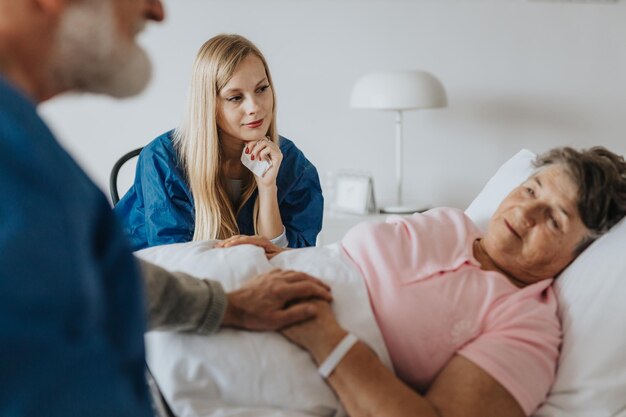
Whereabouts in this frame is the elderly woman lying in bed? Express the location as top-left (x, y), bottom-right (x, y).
top-left (142, 146), bottom-right (626, 417)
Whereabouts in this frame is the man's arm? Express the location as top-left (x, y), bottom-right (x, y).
top-left (139, 259), bottom-right (332, 333)
top-left (140, 259), bottom-right (226, 333)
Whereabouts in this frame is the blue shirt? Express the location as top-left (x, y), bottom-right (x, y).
top-left (0, 77), bottom-right (152, 417)
top-left (114, 131), bottom-right (324, 251)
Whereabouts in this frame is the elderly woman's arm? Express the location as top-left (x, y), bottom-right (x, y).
top-left (282, 301), bottom-right (526, 417)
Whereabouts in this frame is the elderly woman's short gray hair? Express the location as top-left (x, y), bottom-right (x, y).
top-left (534, 146), bottom-right (626, 253)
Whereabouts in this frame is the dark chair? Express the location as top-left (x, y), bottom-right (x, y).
top-left (110, 148), bottom-right (176, 416)
top-left (109, 147), bottom-right (143, 205)
top-left (110, 147), bottom-right (176, 416)
top-left (147, 367), bottom-right (177, 417)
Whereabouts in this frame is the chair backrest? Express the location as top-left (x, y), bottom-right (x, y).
top-left (110, 150), bottom-right (176, 416)
top-left (110, 147), bottom-right (143, 205)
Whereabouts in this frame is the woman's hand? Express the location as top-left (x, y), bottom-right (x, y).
top-left (282, 301), bottom-right (526, 417)
top-left (216, 234), bottom-right (288, 260)
top-left (242, 138), bottom-right (285, 243)
top-left (281, 299), bottom-right (347, 365)
top-left (245, 137), bottom-right (282, 188)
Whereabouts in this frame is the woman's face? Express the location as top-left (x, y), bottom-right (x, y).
top-left (216, 54), bottom-right (274, 144)
top-left (483, 164), bottom-right (590, 284)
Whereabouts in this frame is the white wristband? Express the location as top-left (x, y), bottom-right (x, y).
top-left (318, 333), bottom-right (358, 378)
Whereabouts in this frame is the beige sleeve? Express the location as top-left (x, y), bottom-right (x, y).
top-left (138, 258), bottom-right (227, 334)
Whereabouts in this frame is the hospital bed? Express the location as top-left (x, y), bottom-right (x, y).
top-left (137, 150), bottom-right (626, 417)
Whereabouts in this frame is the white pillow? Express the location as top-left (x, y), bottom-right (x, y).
top-left (465, 149), bottom-right (626, 417)
top-left (465, 149), bottom-right (536, 232)
top-left (138, 242), bottom-right (391, 416)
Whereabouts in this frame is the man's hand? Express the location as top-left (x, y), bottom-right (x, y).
top-left (222, 269), bottom-right (332, 331)
top-left (216, 235), bottom-right (287, 260)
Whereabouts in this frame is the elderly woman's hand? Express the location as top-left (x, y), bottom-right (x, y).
top-left (281, 299), bottom-right (347, 365)
top-left (215, 234), bottom-right (288, 260)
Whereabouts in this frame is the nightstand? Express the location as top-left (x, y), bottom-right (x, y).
top-left (316, 211), bottom-right (389, 246)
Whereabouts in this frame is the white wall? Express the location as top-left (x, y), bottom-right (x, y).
top-left (40, 0), bottom-right (626, 209)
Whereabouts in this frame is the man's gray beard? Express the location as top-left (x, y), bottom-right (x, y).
top-left (49, 0), bottom-right (152, 98)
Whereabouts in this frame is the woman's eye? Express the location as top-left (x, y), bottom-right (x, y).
top-left (227, 96), bottom-right (242, 102)
top-left (550, 216), bottom-right (559, 230)
top-left (526, 187), bottom-right (535, 196)
top-left (257, 85), bottom-right (270, 93)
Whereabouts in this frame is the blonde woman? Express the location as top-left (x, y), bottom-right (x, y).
top-left (115, 34), bottom-right (323, 251)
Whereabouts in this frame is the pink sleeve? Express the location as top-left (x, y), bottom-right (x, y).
top-left (341, 208), bottom-right (479, 285)
top-left (458, 288), bottom-right (561, 416)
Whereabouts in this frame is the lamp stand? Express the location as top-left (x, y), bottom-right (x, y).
top-left (380, 110), bottom-right (428, 214)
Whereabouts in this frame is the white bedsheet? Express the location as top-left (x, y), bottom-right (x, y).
top-left (137, 241), bottom-right (392, 417)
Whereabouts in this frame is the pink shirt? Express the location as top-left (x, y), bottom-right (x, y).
top-left (340, 207), bottom-right (561, 415)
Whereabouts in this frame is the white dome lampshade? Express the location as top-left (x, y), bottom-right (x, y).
top-left (349, 70), bottom-right (448, 214)
top-left (350, 70), bottom-right (447, 110)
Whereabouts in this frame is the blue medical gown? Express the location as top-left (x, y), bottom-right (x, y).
top-left (0, 77), bottom-right (152, 416)
top-left (114, 131), bottom-right (324, 251)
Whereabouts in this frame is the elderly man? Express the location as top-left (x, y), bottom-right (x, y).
top-left (0, 1), bottom-right (330, 416)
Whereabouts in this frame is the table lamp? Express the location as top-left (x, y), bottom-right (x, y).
top-left (350, 70), bottom-right (447, 214)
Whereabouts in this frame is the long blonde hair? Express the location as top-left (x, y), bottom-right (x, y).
top-left (173, 34), bottom-right (278, 241)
